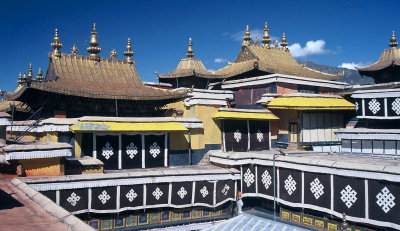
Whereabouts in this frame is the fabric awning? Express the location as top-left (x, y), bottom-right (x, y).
top-left (212, 111), bottom-right (279, 120)
top-left (70, 122), bottom-right (188, 132)
top-left (267, 96), bottom-right (355, 110)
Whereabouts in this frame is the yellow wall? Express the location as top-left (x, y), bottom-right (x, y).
top-left (194, 105), bottom-right (221, 146)
top-left (9, 131), bottom-right (58, 142)
top-left (270, 109), bottom-right (299, 134)
top-left (74, 133), bottom-right (82, 158)
top-left (19, 157), bottom-right (64, 176)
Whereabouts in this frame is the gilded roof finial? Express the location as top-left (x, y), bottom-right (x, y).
top-left (27, 62), bottom-right (33, 79)
top-left (17, 72), bottom-right (23, 85)
top-left (262, 22), bottom-right (272, 48)
top-left (71, 44), bottom-right (79, 55)
top-left (242, 25), bottom-right (252, 47)
top-left (280, 33), bottom-right (288, 51)
top-left (389, 30), bottom-right (398, 48)
top-left (22, 73), bottom-right (27, 82)
top-left (123, 38), bottom-right (134, 64)
top-left (51, 29), bottom-right (63, 58)
top-left (110, 49), bottom-right (117, 59)
top-left (186, 38), bottom-right (194, 58)
top-left (274, 40), bottom-right (279, 48)
top-left (87, 23), bottom-right (102, 61)
top-left (37, 68), bottom-right (43, 82)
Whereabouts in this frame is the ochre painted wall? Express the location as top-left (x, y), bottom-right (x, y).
top-left (270, 109), bottom-right (299, 134)
top-left (9, 131), bottom-right (58, 142)
top-left (19, 157), bottom-right (64, 176)
top-left (74, 133), bottom-right (83, 158)
top-left (194, 105), bottom-right (221, 146)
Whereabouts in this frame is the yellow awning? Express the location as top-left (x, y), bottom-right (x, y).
top-left (267, 97), bottom-right (355, 110)
top-left (212, 111), bottom-right (279, 120)
top-left (70, 122), bottom-right (188, 132)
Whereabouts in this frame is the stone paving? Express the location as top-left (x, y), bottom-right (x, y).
top-left (0, 175), bottom-right (71, 231)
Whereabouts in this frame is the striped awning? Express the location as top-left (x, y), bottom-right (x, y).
top-left (267, 96), bottom-right (355, 110)
top-left (70, 122), bottom-right (188, 132)
top-left (212, 111), bottom-right (279, 120)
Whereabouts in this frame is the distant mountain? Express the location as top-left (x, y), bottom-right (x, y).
top-left (298, 61), bottom-right (374, 85)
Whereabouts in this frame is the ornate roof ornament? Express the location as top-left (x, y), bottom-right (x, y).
top-left (242, 25), bottom-right (252, 48)
top-left (37, 68), bottom-right (43, 82)
top-left (70, 44), bottom-right (79, 55)
top-left (280, 33), bottom-right (288, 51)
top-left (17, 72), bottom-right (23, 85)
top-left (110, 49), bottom-right (117, 59)
top-left (274, 40), bottom-right (279, 48)
top-left (123, 38), bottom-right (134, 64)
top-left (389, 30), bottom-right (398, 48)
top-left (186, 38), bottom-right (194, 58)
top-left (262, 22), bottom-right (272, 48)
top-left (22, 73), bottom-right (27, 82)
top-left (27, 63), bottom-right (33, 79)
top-left (87, 23), bottom-right (102, 61)
top-left (51, 29), bottom-right (63, 58)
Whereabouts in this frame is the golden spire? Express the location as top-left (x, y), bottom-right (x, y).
top-left (87, 23), bottom-right (102, 61)
top-left (262, 22), bottom-right (272, 48)
top-left (22, 73), bottom-right (27, 82)
top-left (389, 30), bottom-right (398, 48)
top-left (242, 25), bottom-right (252, 47)
top-left (123, 38), bottom-right (134, 64)
top-left (186, 38), bottom-right (194, 58)
top-left (27, 62), bottom-right (33, 79)
top-left (37, 68), bottom-right (43, 82)
top-left (17, 72), bottom-right (23, 85)
top-left (280, 33), bottom-right (288, 51)
top-left (71, 44), bottom-right (79, 55)
top-left (51, 29), bottom-right (63, 58)
top-left (110, 49), bottom-right (117, 58)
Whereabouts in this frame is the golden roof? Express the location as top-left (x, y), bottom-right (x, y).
top-left (158, 38), bottom-right (223, 79)
top-left (0, 100), bottom-right (32, 113)
top-left (214, 44), bottom-right (342, 80)
top-left (5, 53), bottom-right (187, 101)
top-left (358, 31), bottom-right (400, 77)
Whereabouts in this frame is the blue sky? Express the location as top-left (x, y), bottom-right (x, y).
top-left (1, 0), bottom-right (399, 92)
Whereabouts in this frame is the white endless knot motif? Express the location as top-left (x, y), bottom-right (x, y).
top-left (67, 192), bottom-right (81, 206)
top-left (234, 130), bottom-right (242, 143)
top-left (149, 142), bottom-right (161, 158)
top-left (101, 142), bottom-right (114, 160)
top-left (368, 99), bottom-right (381, 114)
top-left (152, 187), bottom-right (163, 200)
top-left (355, 101), bottom-right (359, 111)
top-left (221, 184), bottom-right (230, 196)
top-left (126, 142), bottom-right (138, 159)
top-left (392, 98), bottom-right (400, 115)
top-left (98, 190), bottom-right (111, 204)
top-left (126, 189), bottom-right (138, 202)
top-left (310, 178), bottom-right (324, 199)
top-left (200, 186), bottom-right (209, 198)
top-left (376, 187), bottom-right (396, 213)
top-left (284, 175), bottom-right (297, 195)
top-left (177, 186), bottom-right (188, 199)
top-left (243, 168), bottom-right (255, 187)
top-left (256, 130), bottom-right (264, 142)
top-left (261, 170), bottom-right (272, 190)
top-left (340, 185), bottom-right (357, 208)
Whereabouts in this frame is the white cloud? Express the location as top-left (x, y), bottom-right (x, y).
top-left (214, 58), bottom-right (228, 63)
top-left (208, 69), bottom-right (216, 72)
top-left (338, 62), bottom-right (369, 70)
top-left (288, 40), bottom-right (329, 58)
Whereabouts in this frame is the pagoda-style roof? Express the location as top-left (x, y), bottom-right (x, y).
top-left (214, 44), bottom-right (341, 80)
top-left (358, 31), bottom-right (400, 83)
top-left (5, 53), bottom-right (187, 102)
top-left (158, 38), bottom-right (223, 79)
top-left (214, 24), bottom-right (342, 81)
top-left (5, 25), bottom-right (187, 103)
